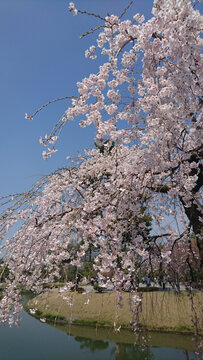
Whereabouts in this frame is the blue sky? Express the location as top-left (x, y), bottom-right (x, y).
top-left (0, 0), bottom-right (202, 197)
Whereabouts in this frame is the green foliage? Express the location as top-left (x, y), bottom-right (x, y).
top-left (45, 314), bottom-right (66, 322)
top-left (59, 264), bottom-right (77, 282)
top-left (94, 140), bottom-right (115, 154)
top-left (93, 282), bottom-right (104, 292)
top-left (0, 259), bottom-right (9, 282)
top-left (35, 309), bottom-right (43, 318)
top-left (80, 261), bottom-right (97, 280)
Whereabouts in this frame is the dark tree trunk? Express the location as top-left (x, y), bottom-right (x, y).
top-left (180, 197), bottom-right (203, 279)
top-left (180, 149), bottom-right (203, 279)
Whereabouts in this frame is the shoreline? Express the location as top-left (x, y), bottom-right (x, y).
top-left (24, 288), bottom-right (203, 335)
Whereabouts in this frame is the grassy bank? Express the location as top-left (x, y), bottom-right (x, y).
top-left (25, 289), bottom-right (203, 333)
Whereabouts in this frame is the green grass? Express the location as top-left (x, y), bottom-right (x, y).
top-left (72, 319), bottom-right (112, 327)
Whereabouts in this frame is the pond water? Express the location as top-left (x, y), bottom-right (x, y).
top-left (0, 299), bottom-right (197, 360)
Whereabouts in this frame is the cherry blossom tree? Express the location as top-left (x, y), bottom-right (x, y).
top-left (0, 0), bottom-right (202, 337)
top-left (40, 0), bottom-right (203, 276)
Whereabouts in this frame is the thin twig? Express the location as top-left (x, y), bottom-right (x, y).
top-left (80, 25), bottom-right (104, 39)
top-left (77, 9), bottom-right (105, 21)
top-left (171, 227), bottom-right (190, 252)
top-left (29, 96), bottom-right (78, 119)
top-left (119, 1), bottom-right (134, 20)
top-left (116, 36), bottom-right (137, 57)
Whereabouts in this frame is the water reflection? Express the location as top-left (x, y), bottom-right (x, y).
top-left (74, 332), bottom-right (153, 359)
top-left (72, 331), bottom-right (195, 360)
top-left (75, 336), bottom-right (109, 352)
top-left (74, 336), bottom-right (154, 359)
top-left (112, 343), bottom-right (155, 360)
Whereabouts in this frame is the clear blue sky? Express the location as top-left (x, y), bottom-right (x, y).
top-left (0, 0), bottom-right (202, 197)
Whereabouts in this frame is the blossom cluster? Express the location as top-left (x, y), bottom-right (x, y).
top-left (69, 2), bottom-right (77, 16)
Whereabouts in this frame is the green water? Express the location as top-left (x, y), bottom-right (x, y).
top-left (0, 295), bottom-right (197, 360)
